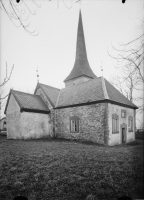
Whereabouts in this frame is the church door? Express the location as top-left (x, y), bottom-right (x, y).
top-left (120, 123), bottom-right (127, 144)
top-left (122, 128), bottom-right (125, 143)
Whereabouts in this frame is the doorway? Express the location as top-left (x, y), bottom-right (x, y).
top-left (122, 128), bottom-right (125, 143)
top-left (120, 123), bottom-right (127, 144)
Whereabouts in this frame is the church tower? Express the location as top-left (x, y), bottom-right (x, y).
top-left (64, 10), bottom-right (96, 87)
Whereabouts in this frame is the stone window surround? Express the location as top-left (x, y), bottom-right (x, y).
top-left (121, 109), bottom-right (126, 118)
top-left (128, 116), bottom-right (133, 132)
top-left (69, 116), bottom-right (79, 133)
top-left (112, 113), bottom-right (119, 134)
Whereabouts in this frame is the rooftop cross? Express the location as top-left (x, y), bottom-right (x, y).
top-left (36, 67), bottom-right (39, 83)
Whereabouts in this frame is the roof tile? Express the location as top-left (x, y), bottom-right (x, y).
top-left (12, 90), bottom-right (49, 112)
top-left (104, 79), bottom-right (137, 108)
top-left (38, 83), bottom-right (60, 107)
top-left (57, 78), bottom-right (105, 107)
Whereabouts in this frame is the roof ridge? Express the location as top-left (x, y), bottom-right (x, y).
top-left (12, 90), bottom-right (45, 100)
top-left (10, 89), bottom-right (50, 112)
top-left (12, 89), bottom-right (38, 96)
top-left (101, 76), bottom-right (109, 99)
top-left (39, 83), bottom-right (60, 90)
top-left (38, 84), bottom-right (55, 108)
top-left (62, 77), bottom-right (101, 90)
top-left (66, 74), bottom-right (96, 83)
top-left (12, 89), bottom-right (48, 106)
top-left (55, 90), bottom-right (61, 107)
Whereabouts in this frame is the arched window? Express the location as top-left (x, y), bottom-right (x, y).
top-left (70, 116), bottom-right (79, 133)
top-left (128, 116), bottom-right (133, 132)
top-left (112, 114), bottom-right (119, 134)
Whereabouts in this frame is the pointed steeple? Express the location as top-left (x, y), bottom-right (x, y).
top-left (64, 10), bottom-right (96, 83)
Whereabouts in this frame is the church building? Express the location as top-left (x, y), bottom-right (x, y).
top-left (4, 11), bottom-right (138, 146)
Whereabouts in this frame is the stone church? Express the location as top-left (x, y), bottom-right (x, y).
top-left (4, 11), bottom-right (138, 146)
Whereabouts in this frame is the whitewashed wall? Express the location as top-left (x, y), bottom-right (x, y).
top-left (6, 94), bottom-right (53, 139)
top-left (6, 94), bottom-right (21, 139)
top-left (20, 112), bottom-right (53, 139)
top-left (107, 103), bottom-right (135, 146)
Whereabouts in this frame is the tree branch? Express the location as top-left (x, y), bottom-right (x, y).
top-left (0, 63), bottom-right (14, 88)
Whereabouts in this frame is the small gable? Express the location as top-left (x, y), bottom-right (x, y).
top-left (35, 83), bottom-right (60, 108)
top-left (5, 93), bottom-right (20, 114)
top-left (5, 90), bottom-right (50, 114)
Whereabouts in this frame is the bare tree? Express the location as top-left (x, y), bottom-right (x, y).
top-left (0, 0), bottom-right (82, 35)
top-left (109, 20), bottom-right (144, 113)
top-left (0, 0), bottom-right (41, 35)
top-left (110, 64), bottom-right (143, 111)
top-left (109, 19), bottom-right (144, 84)
top-left (0, 63), bottom-right (14, 111)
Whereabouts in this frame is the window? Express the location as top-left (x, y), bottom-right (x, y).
top-left (128, 116), bottom-right (133, 132)
top-left (70, 117), bottom-right (79, 133)
top-left (112, 118), bottom-right (118, 132)
top-left (112, 114), bottom-right (119, 133)
top-left (121, 109), bottom-right (126, 118)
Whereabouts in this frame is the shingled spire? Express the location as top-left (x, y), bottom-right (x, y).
top-left (64, 10), bottom-right (96, 84)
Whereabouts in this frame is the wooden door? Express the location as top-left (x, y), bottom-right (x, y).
top-left (122, 128), bottom-right (125, 143)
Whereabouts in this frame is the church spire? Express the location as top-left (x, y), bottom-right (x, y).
top-left (64, 10), bottom-right (96, 83)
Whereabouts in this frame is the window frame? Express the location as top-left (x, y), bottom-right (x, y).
top-left (70, 116), bottom-right (79, 133)
top-left (121, 109), bottom-right (126, 118)
top-left (128, 116), bottom-right (133, 132)
top-left (112, 114), bottom-right (119, 134)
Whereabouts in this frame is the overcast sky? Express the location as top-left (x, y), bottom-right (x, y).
top-left (0, 0), bottom-right (143, 125)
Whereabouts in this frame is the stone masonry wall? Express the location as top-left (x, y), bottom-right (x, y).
top-left (55, 103), bottom-right (107, 144)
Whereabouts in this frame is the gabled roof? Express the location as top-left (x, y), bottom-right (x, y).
top-left (4, 76), bottom-right (137, 114)
top-left (57, 78), bottom-right (104, 107)
top-left (55, 77), bottom-right (138, 109)
top-left (105, 79), bottom-right (137, 108)
top-left (35, 83), bottom-right (60, 108)
top-left (64, 11), bottom-right (96, 82)
top-left (4, 90), bottom-right (50, 114)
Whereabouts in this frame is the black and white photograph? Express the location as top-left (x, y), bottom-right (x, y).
top-left (0, 0), bottom-right (143, 199)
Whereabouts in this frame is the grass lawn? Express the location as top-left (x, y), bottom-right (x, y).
top-left (0, 135), bottom-right (143, 200)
